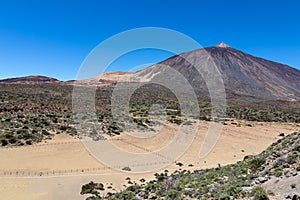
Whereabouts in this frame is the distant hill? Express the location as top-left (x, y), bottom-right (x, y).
top-left (0, 75), bottom-right (61, 83)
top-left (74, 72), bottom-right (133, 86)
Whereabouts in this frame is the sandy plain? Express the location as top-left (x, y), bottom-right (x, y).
top-left (0, 120), bottom-right (298, 200)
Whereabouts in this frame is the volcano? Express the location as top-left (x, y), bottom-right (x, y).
top-left (130, 43), bottom-right (300, 101)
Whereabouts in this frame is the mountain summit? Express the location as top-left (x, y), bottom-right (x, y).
top-left (2, 45), bottom-right (299, 101)
top-left (216, 42), bottom-right (231, 48)
top-left (132, 45), bottom-right (300, 101)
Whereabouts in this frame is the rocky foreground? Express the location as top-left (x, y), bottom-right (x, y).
top-left (81, 131), bottom-right (300, 200)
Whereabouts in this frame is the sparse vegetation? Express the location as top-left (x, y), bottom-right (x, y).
top-left (1, 83), bottom-right (299, 146)
top-left (121, 166), bottom-right (132, 172)
top-left (0, 82), bottom-right (299, 200)
top-left (291, 183), bottom-right (297, 189)
top-left (250, 186), bottom-right (269, 200)
top-left (81, 131), bottom-right (300, 200)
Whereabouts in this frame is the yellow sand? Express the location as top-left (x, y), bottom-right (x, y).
top-left (0, 120), bottom-right (298, 200)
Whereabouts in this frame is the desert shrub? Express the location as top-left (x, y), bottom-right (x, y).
top-left (155, 173), bottom-right (166, 182)
top-left (273, 162), bottom-right (279, 168)
top-left (25, 140), bottom-right (32, 145)
top-left (140, 178), bottom-right (146, 183)
top-left (86, 197), bottom-right (102, 200)
top-left (94, 183), bottom-right (104, 191)
top-left (51, 117), bottom-right (58, 123)
top-left (80, 181), bottom-right (101, 196)
top-left (117, 191), bottom-right (136, 199)
top-left (42, 129), bottom-right (50, 136)
top-left (287, 153), bottom-right (298, 164)
top-left (8, 137), bottom-right (17, 144)
top-left (248, 158), bottom-right (266, 171)
top-left (219, 194), bottom-right (231, 200)
top-left (275, 169), bottom-right (283, 177)
top-left (226, 185), bottom-right (243, 197)
top-left (17, 141), bottom-right (24, 146)
top-left (81, 182), bottom-right (95, 195)
top-left (22, 132), bottom-right (33, 140)
top-left (126, 184), bottom-right (141, 193)
top-left (176, 162), bottom-right (184, 167)
top-left (166, 189), bottom-right (179, 198)
top-left (122, 166), bottom-right (132, 171)
top-left (59, 125), bottom-right (68, 131)
top-left (276, 157), bottom-right (286, 166)
top-left (4, 133), bottom-right (14, 139)
top-left (292, 144), bottom-right (300, 152)
top-left (251, 186), bottom-right (269, 200)
top-left (168, 118), bottom-right (181, 125)
top-left (1, 139), bottom-right (8, 146)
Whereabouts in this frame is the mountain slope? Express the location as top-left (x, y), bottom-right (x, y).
top-left (132, 43), bottom-right (300, 101)
top-left (2, 43), bottom-right (299, 101)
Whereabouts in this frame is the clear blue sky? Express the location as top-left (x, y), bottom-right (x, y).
top-left (1, 0), bottom-right (300, 81)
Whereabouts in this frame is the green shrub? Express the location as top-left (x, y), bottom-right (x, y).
top-left (42, 129), bottom-right (50, 136)
top-left (166, 189), bottom-right (179, 198)
top-left (117, 191), bottom-right (136, 199)
top-left (219, 194), bottom-right (231, 200)
top-left (249, 158), bottom-right (266, 171)
top-left (1, 139), bottom-right (8, 146)
top-left (287, 153), bottom-right (298, 164)
top-left (86, 197), bottom-right (102, 200)
top-left (293, 145), bottom-right (300, 152)
top-left (251, 186), bottom-right (269, 200)
top-left (80, 181), bottom-right (101, 196)
top-left (8, 137), bottom-right (17, 144)
top-left (275, 169), bottom-right (283, 177)
top-left (26, 140), bottom-right (32, 145)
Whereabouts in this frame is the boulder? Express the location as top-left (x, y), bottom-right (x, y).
top-left (148, 193), bottom-right (158, 199)
top-left (292, 194), bottom-right (300, 200)
top-left (284, 193), bottom-right (291, 199)
top-left (256, 176), bottom-right (268, 183)
top-left (283, 168), bottom-right (293, 178)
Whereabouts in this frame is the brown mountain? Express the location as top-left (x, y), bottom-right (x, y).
top-left (76, 72), bottom-right (133, 86)
top-left (2, 43), bottom-right (300, 101)
top-left (0, 75), bottom-right (61, 83)
top-left (131, 43), bottom-right (300, 101)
